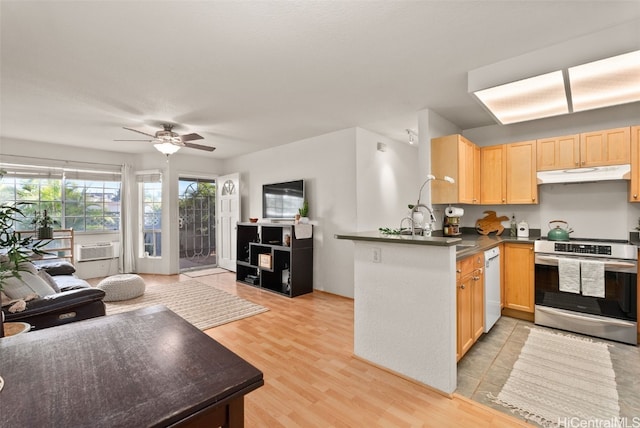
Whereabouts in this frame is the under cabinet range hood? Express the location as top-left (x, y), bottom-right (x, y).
top-left (537, 164), bottom-right (631, 184)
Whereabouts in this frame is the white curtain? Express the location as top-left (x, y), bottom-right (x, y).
top-left (119, 163), bottom-right (136, 273)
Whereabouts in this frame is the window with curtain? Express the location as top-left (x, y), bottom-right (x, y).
top-left (137, 171), bottom-right (162, 258)
top-left (0, 160), bottom-right (122, 232)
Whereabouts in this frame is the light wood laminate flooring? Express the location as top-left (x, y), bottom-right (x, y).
top-left (91, 272), bottom-right (528, 427)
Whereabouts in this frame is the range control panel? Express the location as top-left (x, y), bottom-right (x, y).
top-left (553, 243), bottom-right (612, 255)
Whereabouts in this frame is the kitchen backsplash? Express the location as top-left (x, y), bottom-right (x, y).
top-left (435, 180), bottom-right (640, 241)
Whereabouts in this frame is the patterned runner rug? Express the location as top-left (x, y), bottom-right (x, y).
top-left (105, 279), bottom-right (268, 330)
top-left (492, 327), bottom-right (620, 427)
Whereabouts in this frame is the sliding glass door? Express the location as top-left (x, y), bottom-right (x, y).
top-left (178, 178), bottom-right (217, 271)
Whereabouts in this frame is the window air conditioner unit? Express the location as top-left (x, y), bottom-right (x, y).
top-left (76, 242), bottom-right (120, 262)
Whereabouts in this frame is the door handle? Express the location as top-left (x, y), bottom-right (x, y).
top-left (536, 306), bottom-right (636, 328)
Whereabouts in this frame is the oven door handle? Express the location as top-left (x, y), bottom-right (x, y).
top-left (535, 255), bottom-right (637, 269)
top-left (536, 306), bottom-right (637, 328)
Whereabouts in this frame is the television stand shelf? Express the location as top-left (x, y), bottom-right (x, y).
top-left (236, 222), bottom-right (313, 297)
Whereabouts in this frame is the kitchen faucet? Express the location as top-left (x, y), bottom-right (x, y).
top-left (401, 174), bottom-right (455, 237)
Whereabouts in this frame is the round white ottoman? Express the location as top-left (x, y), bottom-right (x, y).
top-left (97, 274), bottom-right (146, 302)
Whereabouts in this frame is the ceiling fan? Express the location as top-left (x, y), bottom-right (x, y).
top-left (116, 124), bottom-right (215, 154)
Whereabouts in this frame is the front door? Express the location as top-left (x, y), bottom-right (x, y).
top-left (216, 173), bottom-right (240, 271)
top-left (178, 177), bottom-right (217, 271)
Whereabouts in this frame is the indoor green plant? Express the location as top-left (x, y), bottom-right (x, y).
top-left (0, 204), bottom-right (41, 337)
top-left (298, 200), bottom-right (309, 224)
top-left (32, 209), bottom-right (58, 239)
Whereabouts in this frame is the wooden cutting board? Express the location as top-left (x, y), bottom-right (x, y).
top-left (476, 211), bottom-right (509, 235)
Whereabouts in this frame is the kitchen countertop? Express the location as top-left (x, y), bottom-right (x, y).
top-left (335, 230), bottom-right (461, 246)
top-left (450, 232), bottom-right (540, 259)
top-left (336, 229), bottom-right (640, 259)
top-left (334, 229), bottom-right (541, 258)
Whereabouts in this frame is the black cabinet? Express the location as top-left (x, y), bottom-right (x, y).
top-left (236, 223), bottom-right (313, 297)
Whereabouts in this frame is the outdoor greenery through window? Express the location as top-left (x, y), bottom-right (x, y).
top-left (138, 172), bottom-right (162, 257)
top-left (0, 161), bottom-right (122, 232)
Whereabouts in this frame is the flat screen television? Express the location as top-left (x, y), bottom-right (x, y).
top-left (262, 179), bottom-right (305, 220)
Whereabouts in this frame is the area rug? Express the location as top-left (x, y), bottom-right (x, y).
top-left (183, 267), bottom-right (230, 278)
top-left (492, 327), bottom-right (620, 427)
top-left (105, 279), bottom-right (268, 330)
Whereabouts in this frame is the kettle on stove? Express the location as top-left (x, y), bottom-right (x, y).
top-left (517, 221), bottom-right (529, 238)
top-left (547, 220), bottom-right (573, 241)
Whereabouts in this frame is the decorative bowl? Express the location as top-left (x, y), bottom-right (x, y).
top-left (249, 218), bottom-right (259, 223)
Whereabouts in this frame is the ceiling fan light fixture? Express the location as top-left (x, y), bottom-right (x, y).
top-left (473, 70), bottom-right (568, 124)
top-left (154, 142), bottom-right (181, 155)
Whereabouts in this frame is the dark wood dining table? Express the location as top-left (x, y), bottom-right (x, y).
top-left (0, 305), bottom-right (264, 427)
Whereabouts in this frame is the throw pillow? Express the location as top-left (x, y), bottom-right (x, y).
top-left (2, 271), bottom-right (57, 300)
top-left (35, 261), bottom-right (76, 276)
top-left (19, 261), bottom-right (38, 275)
top-left (37, 269), bottom-right (61, 293)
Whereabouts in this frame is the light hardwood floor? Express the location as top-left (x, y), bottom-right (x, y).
top-left (94, 272), bottom-right (529, 427)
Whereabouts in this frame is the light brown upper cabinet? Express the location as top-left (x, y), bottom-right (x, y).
top-left (480, 144), bottom-right (506, 204)
top-left (536, 134), bottom-right (580, 171)
top-left (630, 126), bottom-right (640, 202)
top-left (580, 127), bottom-right (630, 167)
top-left (506, 140), bottom-right (538, 204)
top-left (538, 127), bottom-right (630, 171)
top-left (480, 141), bottom-right (538, 204)
top-left (431, 134), bottom-right (480, 204)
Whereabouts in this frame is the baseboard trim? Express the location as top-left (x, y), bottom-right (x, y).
top-left (352, 354), bottom-right (453, 399)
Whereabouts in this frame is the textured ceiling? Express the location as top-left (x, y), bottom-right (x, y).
top-left (1, 1), bottom-right (639, 158)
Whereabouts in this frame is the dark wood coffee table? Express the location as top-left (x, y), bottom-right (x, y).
top-left (0, 305), bottom-right (263, 427)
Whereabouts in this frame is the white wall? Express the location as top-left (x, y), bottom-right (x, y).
top-left (223, 126), bottom-right (420, 298)
top-left (355, 128), bottom-right (420, 232)
top-left (224, 128), bottom-right (358, 297)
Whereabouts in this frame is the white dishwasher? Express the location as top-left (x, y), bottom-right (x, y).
top-left (484, 247), bottom-right (501, 333)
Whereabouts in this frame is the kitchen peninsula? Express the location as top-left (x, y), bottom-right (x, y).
top-left (335, 231), bottom-right (461, 395)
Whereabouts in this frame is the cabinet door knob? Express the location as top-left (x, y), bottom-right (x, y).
top-left (460, 285), bottom-right (465, 289)
top-left (634, 194), bottom-right (638, 199)
top-left (581, 161), bottom-right (585, 165)
top-left (502, 199), bottom-right (505, 203)
top-left (532, 198), bottom-right (536, 202)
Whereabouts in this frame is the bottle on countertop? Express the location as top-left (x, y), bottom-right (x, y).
top-left (510, 214), bottom-right (517, 237)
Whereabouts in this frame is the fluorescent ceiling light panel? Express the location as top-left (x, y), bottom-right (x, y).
top-left (473, 71), bottom-right (568, 124)
top-left (569, 50), bottom-right (640, 112)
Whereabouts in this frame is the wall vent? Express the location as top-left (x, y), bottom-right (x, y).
top-left (76, 242), bottom-right (120, 262)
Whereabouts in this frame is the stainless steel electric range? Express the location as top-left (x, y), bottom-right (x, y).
top-left (534, 238), bottom-right (637, 345)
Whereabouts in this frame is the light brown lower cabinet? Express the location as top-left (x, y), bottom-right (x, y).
top-left (503, 242), bottom-right (535, 318)
top-left (456, 253), bottom-right (484, 361)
